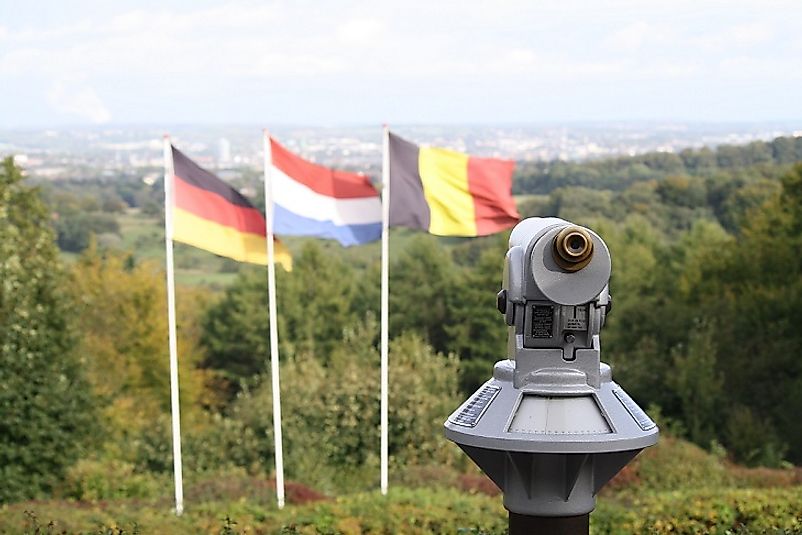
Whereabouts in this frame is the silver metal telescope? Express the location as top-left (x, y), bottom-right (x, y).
top-left (444, 217), bottom-right (658, 534)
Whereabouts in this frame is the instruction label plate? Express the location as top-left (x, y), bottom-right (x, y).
top-left (450, 384), bottom-right (501, 427)
top-left (613, 386), bottom-right (656, 431)
top-left (531, 305), bottom-right (554, 338)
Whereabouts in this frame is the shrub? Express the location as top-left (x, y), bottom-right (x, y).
top-left (611, 435), bottom-right (733, 493)
top-left (61, 460), bottom-right (164, 501)
top-left (230, 322), bottom-right (463, 493)
top-left (593, 487), bottom-right (802, 534)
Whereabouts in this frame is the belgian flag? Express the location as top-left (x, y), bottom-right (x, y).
top-left (169, 146), bottom-right (292, 270)
top-left (388, 132), bottom-right (519, 236)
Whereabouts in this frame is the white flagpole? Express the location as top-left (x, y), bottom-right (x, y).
top-left (162, 135), bottom-right (184, 516)
top-left (380, 125), bottom-right (390, 495)
top-left (263, 130), bottom-right (286, 509)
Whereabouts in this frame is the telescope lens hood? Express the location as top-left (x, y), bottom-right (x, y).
top-left (553, 226), bottom-right (594, 271)
top-left (530, 225), bottom-right (611, 306)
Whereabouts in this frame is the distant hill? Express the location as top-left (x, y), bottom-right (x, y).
top-left (515, 135), bottom-right (802, 194)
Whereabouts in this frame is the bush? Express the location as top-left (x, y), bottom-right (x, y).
top-left (725, 405), bottom-right (788, 467)
top-left (594, 487), bottom-right (802, 534)
top-left (610, 435), bottom-right (734, 493)
top-left (2, 485), bottom-right (801, 534)
top-left (229, 321), bottom-right (463, 493)
top-left (61, 460), bottom-right (164, 501)
top-left (55, 212), bottom-right (120, 253)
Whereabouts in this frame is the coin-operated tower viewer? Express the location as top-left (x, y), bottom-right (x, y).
top-left (445, 218), bottom-right (658, 534)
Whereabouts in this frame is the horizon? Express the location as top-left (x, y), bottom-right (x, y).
top-left (5, 120), bottom-right (800, 172)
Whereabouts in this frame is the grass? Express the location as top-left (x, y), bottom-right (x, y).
top-left (73, 210), bottom-right (244, 289)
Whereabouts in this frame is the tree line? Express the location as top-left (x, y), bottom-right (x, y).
top-left (2, 135), bottom-right (802, 505)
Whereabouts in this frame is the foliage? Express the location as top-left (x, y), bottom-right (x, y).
top-left (594, 487), bottom-right (802, 534)
top-left (611, 435), bottom-right (734, 493)
top-left (38, 187), bottom-right (126, 253)
top-left (446, 234), bottom-right (510, 391)
top-left (61, 460), bottom-right (165, 501)
top-left (4, 134), bottom-right (802, 529)
top-left (228, 323), bottom-right (462, 493)
top-left (0, 487), bottom-right (507, 535)
top-left (514, 136), bottom-right (802, 195)
top-left (666, 323), bottom-right (724, 446)
top-left (55, 211), bottom-right (120, 253)
top-left (132, 413), bottom-right (265, 476)
top-left (0, 158), bottom-right (99, 503)
top-left (388, 234), bottom-right (458, 354)
top-left (201, 241), bottom-right (359, 385)
top-left (67, 246), bottom-right (210, 466)
top-left (2, 482), bottom-right (801, 534)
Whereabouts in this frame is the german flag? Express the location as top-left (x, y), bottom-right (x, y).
top-left (388, 132), bottom-right (519, 236)
top-left (169, 146), bottom-right (292, 270)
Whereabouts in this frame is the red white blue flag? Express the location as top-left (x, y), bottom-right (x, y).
top-left (269, 137), bottom-right (382, 246)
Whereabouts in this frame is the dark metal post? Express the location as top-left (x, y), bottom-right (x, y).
top-left (509, 512), bottom-right (590, 535)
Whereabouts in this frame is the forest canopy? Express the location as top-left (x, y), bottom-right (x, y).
top-left (2, 136), bottom-right (802, 514)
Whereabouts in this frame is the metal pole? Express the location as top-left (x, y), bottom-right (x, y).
top-left (509, 512), bottom-right (589, 535)
top-left (263, 131), bottom-right (286, 509)
top-left (380, 124), bottom-right (390, 495)
top-left (162, 135), bottom-right (184, 516)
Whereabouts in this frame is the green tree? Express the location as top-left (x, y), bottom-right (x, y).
top-left (230, 320), bottom-right (461, 492)
top-left (0, 157), bottom-right (98, 502)
top-left (703, 164), bottom-right (802, 462)
top-left (69, 246), bottom-right (209, 458)
top-left (201, 241), bottom-right (357, 384)
top-left (201, 268), bottom-right (274, 382)
top-left (54, 211), bottom-right (119, 252)
top-left (447, 235), bottom-right (509, 392)
top-left (666, 323), bottom-right (723, 446)
top-left (655, 175), bottom-right (707, 208)
top-left (277, 241), bottom-right (358, 357)
top-left (389, 235), bottom-right (458, 354)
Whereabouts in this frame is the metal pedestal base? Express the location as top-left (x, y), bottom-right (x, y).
top-left (509, 512), bottom-right (589, 535)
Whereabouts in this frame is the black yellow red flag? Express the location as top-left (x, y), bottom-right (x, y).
top-left (169, 146), bottom-right (292, 269)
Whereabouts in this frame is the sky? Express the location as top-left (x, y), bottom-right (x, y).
top-left (1, 0), bottom-right (801, 127)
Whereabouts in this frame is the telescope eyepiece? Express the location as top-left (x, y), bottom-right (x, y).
top-left (553, 226), bottom-right (594, 272)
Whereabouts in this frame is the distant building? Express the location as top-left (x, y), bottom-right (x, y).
top-left (218, 138), bottom-right (232, 165)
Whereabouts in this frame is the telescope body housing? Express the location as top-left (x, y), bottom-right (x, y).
top-left (444, 217), bottom-right (658, 517)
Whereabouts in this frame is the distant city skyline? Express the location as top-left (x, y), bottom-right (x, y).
top-left (2, 0), bottom-right (802, 127)
top-left (5, 122), bottom-right (800, 183)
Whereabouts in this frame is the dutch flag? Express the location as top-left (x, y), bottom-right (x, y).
top-left (269, 136), bottom-right (382, 246)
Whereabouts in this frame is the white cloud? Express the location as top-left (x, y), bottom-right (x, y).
top-left (47, 80), bottom-right (111, 123)
top-left (0, 4), bottom-right (351, 78)
top-left (692, 22), bottom-right (774, 50)
top-left (2, 0), bottom-right (801, 125)
top-left (729, 22), bottom-right (773, 45)
top-left (0, 1), bottom-right (796, 84)
top-left (337, 18), bottom-right (384, 45)
top-left (718, 56), bottom-right (802, 78)
top-left (637, 61), bottom-right (701, 78)
top-left (3, 21), bottom-right (93, 43)
top-left (605, 21), bottom-right (656, 50)
top-left (503, 48), bottom-right (537, 67)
